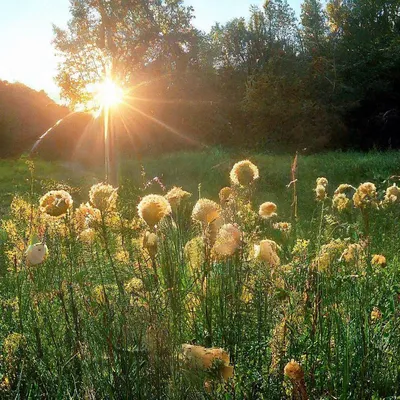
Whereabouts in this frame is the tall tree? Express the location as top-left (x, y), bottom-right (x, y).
top-left (53, 0), bottom-right (197, 108)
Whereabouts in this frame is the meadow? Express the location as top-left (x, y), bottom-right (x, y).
top-left (1, 149), bottom-right (400, 399)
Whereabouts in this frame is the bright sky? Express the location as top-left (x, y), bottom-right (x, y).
top-left (0, 0), bottom-right (301, 101)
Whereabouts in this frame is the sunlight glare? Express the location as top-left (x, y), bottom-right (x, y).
top-left (96, 78), bottom-right (124, 108)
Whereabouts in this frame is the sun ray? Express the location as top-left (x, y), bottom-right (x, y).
top-left (121, 101), bottom-right (205, 148)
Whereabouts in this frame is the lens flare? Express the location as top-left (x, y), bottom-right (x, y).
top-left (96, 78), bottom-right (124, 108)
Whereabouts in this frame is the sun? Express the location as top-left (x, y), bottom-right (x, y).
top-left (96, 78), bottom-right (124, 108)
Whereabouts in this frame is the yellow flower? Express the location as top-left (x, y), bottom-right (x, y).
top-left (89, 183), bottom-right (118, 212)
top-left (312, 239), bottom-right (347, 271)
top-left (273, 222), bottom-right (292, 233)
top-left (26, 243), bottom-right (48, 265)
top-left (124, 277), bottom-right (144, 295)
top-left (316, 177), bottom-right (328, 187)
top-left (181, 344), bottom-right (233, 381)
top-left (332, 193), bottom-right (351, 212)
top-left (284, 359), bottom-right (304, 381)
top-left (212, 223), bottom-right (241, 257)
top-left (39, 190), bottom-right (73, 217)
top-left (219, 187), bottom-right (233, 205)
top-left (143, 231), bottom-right (158, 258)
top-left (334, 184), bottom-right (354, 195)
top-left (74, 202), bottom-right (101, 231)
top-left (371, 254), bottom-right (386, 267)
top-left (259, 202), bottom-right (277, 219)
top-left (79, 228), bottom-right (96, 244)
top-left (315, 184), bottom-right (327, 201)
top-left (383, 184), bottom-right (400, 204)
top-left (341, 243), bottom-right (365, 264)
top-left (192, 199), bottom-right (221, 225)
top-left (230, 160), bottom-right (259, 186)
top-left (137, 195), bottom-right (172, 228)
top-left (353, 182), bottom-right (378, 209)
top-left (371, 307), bottom-right (382, 321)
top-left (254, 239), bottom-right (280, 267)
top-left (165, 186), bottom-right (191, 209)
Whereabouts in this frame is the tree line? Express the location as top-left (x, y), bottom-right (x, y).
top-left (2, 0), bottom-right (400, 159)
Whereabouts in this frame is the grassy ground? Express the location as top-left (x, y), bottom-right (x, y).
top-left (2, 149), bottom-right (400, 220)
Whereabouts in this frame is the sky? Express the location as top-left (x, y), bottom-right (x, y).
top-left (0, 0), bottom-right (301, 101)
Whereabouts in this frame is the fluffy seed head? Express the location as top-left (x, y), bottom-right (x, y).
top-left (315, 184), bottom-right (327, 201)
top-left (138, 195), bottom-right (172, 228)
top-left (39, 190), bottom-right (73, 217)
top-left (384, 184), bottom-right (400, 204)
top-left (181, 344), bottom-right (233, 380)
top-left (332, 193), bottom-right (351, 212)
top-left (89, 183), bottom-right (118, 212)
top-left (213, 224), bottom-right (241, 257)
top-left (230, 160), bottom-right (259, 186)
top-left (353, 182), bottom-right (378, 209)
top-left (254, 239), bottom-right (280, 266)
top-left (259, 202), bottom-right (277, 219)
top-left (26, 243), bottom-right (48, 265)
top-left (316, 177), bottom-right (328, 187)
top-left (165, 186), bottom-right (191, 209)
top-left (192, 199), bottom-right (221, 225)
top-left (219, 187), bottom-right (233, 205)
top-left (284, 359), bottom-right (304, 381)
top-left (371, 254), bottom-right (386, 267)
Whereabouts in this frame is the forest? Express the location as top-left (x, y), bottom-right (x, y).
top-left (2, 0), bottom-right (400, 159)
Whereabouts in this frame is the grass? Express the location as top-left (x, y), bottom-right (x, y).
top-left (1, 149), bottom-right (400, 398)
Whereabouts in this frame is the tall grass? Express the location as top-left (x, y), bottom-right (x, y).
top-left (0, 151), bottom-right (400, 399)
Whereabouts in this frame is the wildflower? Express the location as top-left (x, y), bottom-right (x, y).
top-left (383, 184), bottom-right (400, 204)
top-left (115, 249), bottom-right (130, 264)
top-left (74, 203), bottom-right (101, 231)
top-left (212, 224), bottom-right (241, 257)
top-left (26, 243), bottom-right (48, 265)
top-left (273, 222), bottom-right (292, 233)
top-left (89, 183), bottom-right (118, 212)
top-left (332, 193), bottom-right (351, 212)
top-left (341, 243), bottom-right (365, 264)
top-left (315, 184), bottom-right (327, 201)
top-left (39, 190), bottom-right (73, 217)
top-left (259, 202), bottom-right (277, 219)
top-left (316, 177), bottom-right (328, 188)
top-left (254, 239), bottom-right (280, 267)
top-left (371, 307), bottom-right (382, 321)
top-left (124, 277), bottom-right (144, 296)
top-left (181, 344), bottom-right (234, 381)
top-left (137, 194), bottom-right (172, 228)
top-left (143, 231), bottom-right (158, 258)
top-left (312, 239), bottom-right (347, 271)
top-left (219, 187), bottom-right (233, 205)
top-left (165, 186), bottom-right (191, 209)
top-left (192, 199), bottom-right (221, 225)
top-left (230, 160), bottom-right (259, 186)
top-left (284, 359), bottom-right (304, 381)
top-left (353, 182), bottom-right (378, 209)
top-left (371, 254), bottom-right (386, 267)
top-left (334, 184), bottom-right (354, 195)
top-left (79, 228), bottom-right (96, 244)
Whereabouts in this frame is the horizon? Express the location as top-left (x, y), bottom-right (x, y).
top-left (0, 0), bottom-right (301, 103)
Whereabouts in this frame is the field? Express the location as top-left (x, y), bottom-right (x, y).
top-left (1, 149), bottom-right (400, 399)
